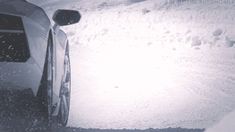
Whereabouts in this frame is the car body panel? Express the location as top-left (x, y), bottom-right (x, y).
top-left (0, 0), bottom-right (50, 31)
top-left (23, 17), bottom-right (49, 71)
top-left (0, 59), bottom-right (41, 95)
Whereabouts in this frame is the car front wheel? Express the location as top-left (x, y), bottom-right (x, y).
top-left (58, 44), bottom-right (71, 126)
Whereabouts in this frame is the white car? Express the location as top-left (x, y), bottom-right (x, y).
top-left (0, 0), bottom-right (81, 126)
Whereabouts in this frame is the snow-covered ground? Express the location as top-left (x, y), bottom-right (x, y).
top-left (29, 0), bottom-right (235, 130)
top-left (205, 110), bottom-right (235, 132)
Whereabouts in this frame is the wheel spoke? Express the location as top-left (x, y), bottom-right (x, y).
top-left (59, 46), bottom-right (71, 125)
top-left (61, 95), bottom-right (69, 121)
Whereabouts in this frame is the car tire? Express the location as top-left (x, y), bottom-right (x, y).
top-left (57, 44), bottom-right (71, 126)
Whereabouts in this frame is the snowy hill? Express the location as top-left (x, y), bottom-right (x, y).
top-left (28, 0), bottom-right (235, 130)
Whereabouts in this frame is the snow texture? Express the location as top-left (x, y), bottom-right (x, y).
top-left (205, 110), bottom-right (235, 132)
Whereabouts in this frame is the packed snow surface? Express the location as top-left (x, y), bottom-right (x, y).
top-left (29, 0), bottom-right (235, 130)
top-left (205, 110), bottom-right (235, 132)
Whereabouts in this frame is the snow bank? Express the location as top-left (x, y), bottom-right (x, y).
top-left (64, 0), bottom-right (235, 129)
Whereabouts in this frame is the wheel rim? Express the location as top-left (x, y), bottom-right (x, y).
top-left (47, 44), bottom-right (53, 125)
top-left (60, 50), bottom-right (71, 125)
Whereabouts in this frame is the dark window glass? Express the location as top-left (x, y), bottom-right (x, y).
top-left (0, 14), bottom-right (29, 62)
top-left (0, 14), bottom-right (24, 30)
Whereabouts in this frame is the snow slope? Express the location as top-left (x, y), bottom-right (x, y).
top-left (30, 0), bottom-right (235, 130)
top-left (206, 110), bottom-right (235, 132)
